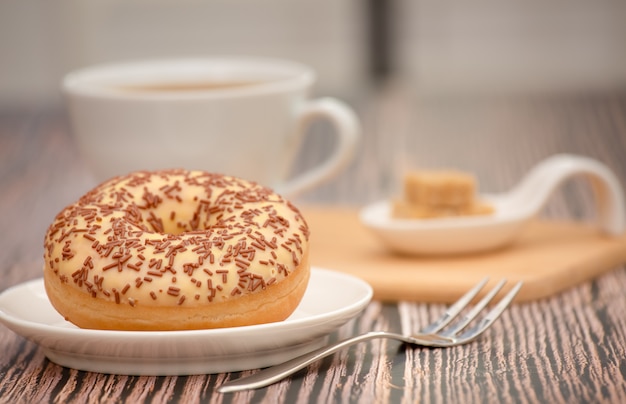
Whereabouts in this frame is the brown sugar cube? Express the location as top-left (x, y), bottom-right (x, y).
top-left (467, 200), bottom-right (495, 216)
top-left (404, 170), bottom-right (476, 208)
top-left (392, 199), bottom-right (452, 219)
top-left (392, 199), bottom-right (433, 219)
top-left (392, 169), bottom-right (495, 219)
top-left (392, 198), bottom-right (494, 219)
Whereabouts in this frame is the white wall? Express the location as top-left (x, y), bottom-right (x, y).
top-left (398, 0), bottom-right (626, 95)
top-left (1, 0), bottom-right (625, 107)
top-left (0, 0), bottom-right (366, 107)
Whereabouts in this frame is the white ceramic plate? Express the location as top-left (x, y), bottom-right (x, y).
top-left (0, 267), bottom-right (372, 375)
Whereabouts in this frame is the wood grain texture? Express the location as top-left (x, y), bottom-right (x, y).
top-left (2, 93), bottom-right (626, 403)
top-left (302, 207), bottom-right (626, 303)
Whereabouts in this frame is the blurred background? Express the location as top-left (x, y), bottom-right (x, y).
top-left (2, 0), bottom-right (625, 108)
top-left (1, 0), bottom-right (626, 207)
top-left (1, 0), bottom-right (626, 280)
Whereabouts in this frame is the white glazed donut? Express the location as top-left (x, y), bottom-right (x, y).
top-left (43, 169), bottom-right (310, 331)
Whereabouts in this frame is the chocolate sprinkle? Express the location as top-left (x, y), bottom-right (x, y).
top-left (43, 169), bottom-right (309, 309)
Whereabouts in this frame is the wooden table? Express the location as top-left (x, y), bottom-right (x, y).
top-left (2, 88), bottom-right (626, 403)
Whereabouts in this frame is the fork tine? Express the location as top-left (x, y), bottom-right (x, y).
top-left (420, 277), bottom-right (489, 334)
top-left (457, 281), bottom-right (523, 342)
top-left (439, 279), bottom-right (507, 337)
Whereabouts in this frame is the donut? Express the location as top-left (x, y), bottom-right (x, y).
top-left (43, 169), bottom-right (311, 331)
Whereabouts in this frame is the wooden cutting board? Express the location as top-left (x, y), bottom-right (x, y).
top-left (302, 207), bottom-right (626, 303)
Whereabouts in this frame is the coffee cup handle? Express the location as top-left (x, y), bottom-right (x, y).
top-left (276, 98), bottom-right (360, 198)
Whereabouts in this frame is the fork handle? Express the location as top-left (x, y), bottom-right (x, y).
top-left (218, 331), bottom-right (396, 393)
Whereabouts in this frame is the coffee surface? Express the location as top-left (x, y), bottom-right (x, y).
top-left (116, 81), bottom-right (261, 92)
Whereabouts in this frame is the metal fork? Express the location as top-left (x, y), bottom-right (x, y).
top-left (218, 278), bottom-right (523, 393)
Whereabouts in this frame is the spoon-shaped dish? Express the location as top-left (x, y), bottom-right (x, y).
top-left (360, 154), bottom-right (625, 255)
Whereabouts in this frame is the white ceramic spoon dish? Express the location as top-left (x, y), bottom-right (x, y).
top-left (360, 154), bottom-right (625, 255)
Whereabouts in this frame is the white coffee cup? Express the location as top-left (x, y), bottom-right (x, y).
top-left (62, 57), bottom-right (360, 198)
